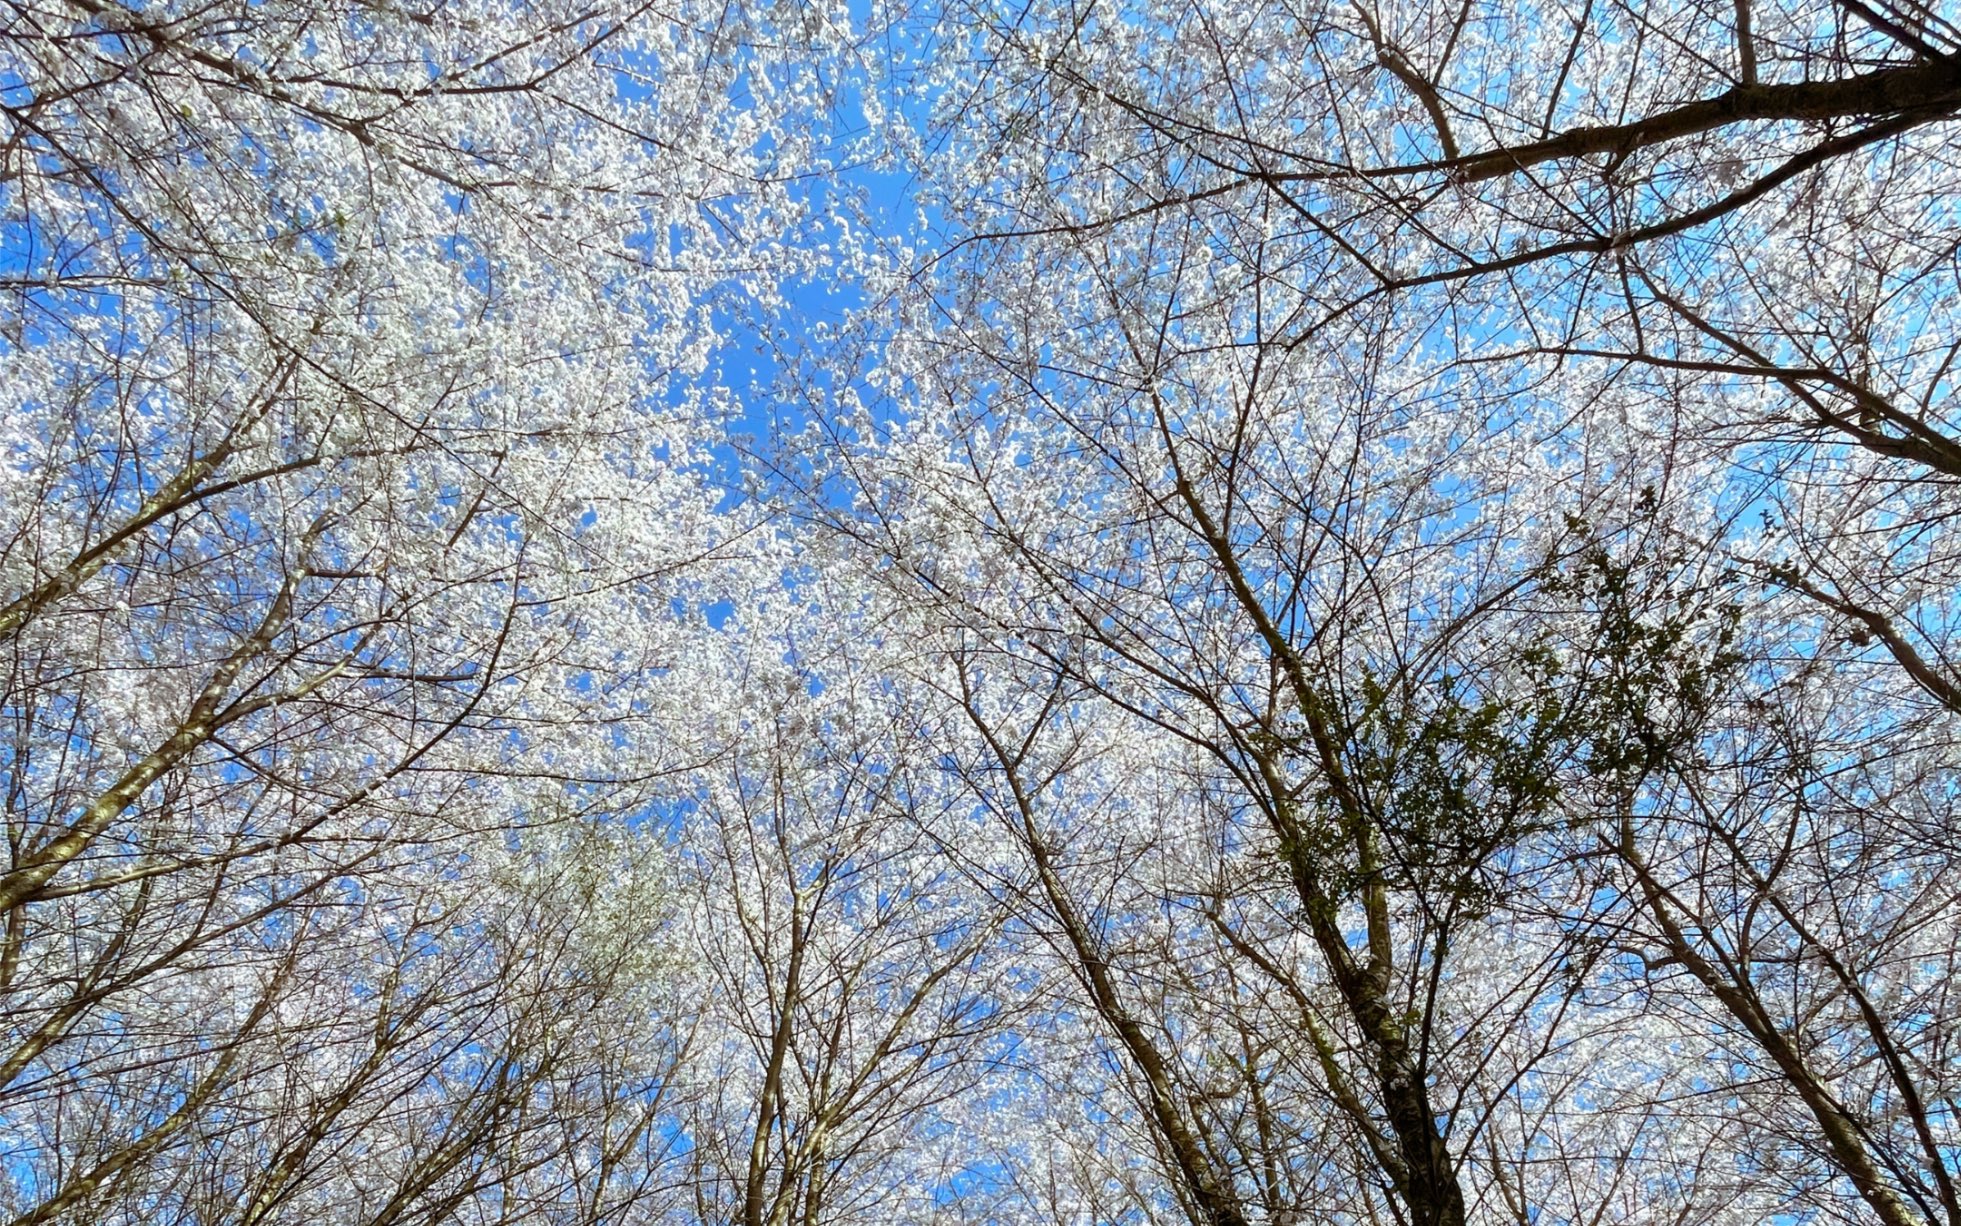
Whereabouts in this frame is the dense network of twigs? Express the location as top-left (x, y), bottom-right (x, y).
top-left (1, 1), bottom-right (1959, 1224)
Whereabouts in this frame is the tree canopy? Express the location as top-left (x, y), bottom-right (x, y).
top-left (1, 1), bottom-right (1958, 1224)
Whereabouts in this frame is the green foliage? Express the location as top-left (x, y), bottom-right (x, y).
top-left (1544, 531), bottom-right (1747, 782)
top-left (1258, 518), bottom-right (1748, 911)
